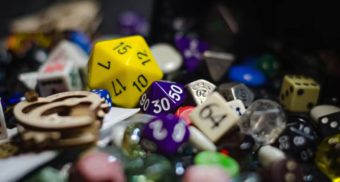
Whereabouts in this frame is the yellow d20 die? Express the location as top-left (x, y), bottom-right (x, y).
top-left (88, 35), bottom-right (163, 107)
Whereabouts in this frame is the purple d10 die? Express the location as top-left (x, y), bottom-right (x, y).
top-left (90, 89), bottom-right (113, 108)
top-left (175, 33), bottom-right (209, 73)
top-left (139, 81), bottom-right (187, 116)
top-left (142, 114), bottom-right (190, 155)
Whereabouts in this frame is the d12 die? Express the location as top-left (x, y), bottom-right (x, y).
top-left (186, 79), bottom-right (216, 105)
top-left (91, 89), bottom-right (113, 108)
top-left (189, 92), bottom-right (239, 142)
top-left (88, 35), bottom-right (163, 108)
top-left (273, 116), bottom-right (319, 162)
top-left (238, 99), bottom-right (286, 145)
top-left (142, 114), bottom-right (190, 155)
top-left (218, 82), bottom-right (254, 107)
top-left (311, 105), bottom-right (340, 138)
top-left (139, 81), bottom-right (187, 115)
top-left (279, 75), bottom-right (320, 112)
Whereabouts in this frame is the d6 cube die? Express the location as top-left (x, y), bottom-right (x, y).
top-left (91, 89), bottom-right (112, 108)
top-left (279, 75), bottom-right (320, 112)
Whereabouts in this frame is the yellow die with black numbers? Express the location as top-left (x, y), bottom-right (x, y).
top-left (88, 35), bottom-right (163, 108)
top-left (279, 75), bottom-right (320, 112)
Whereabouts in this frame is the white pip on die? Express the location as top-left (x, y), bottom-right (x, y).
top-left (37, 53), bottom-right (82, 96)
top-left (189, 92), bottom-right (239, 142)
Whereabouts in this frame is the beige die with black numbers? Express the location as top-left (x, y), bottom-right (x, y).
top-left (279, 75), bottom-right (320, 112)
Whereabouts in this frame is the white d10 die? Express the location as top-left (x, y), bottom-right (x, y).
top-left (189, 92), bottom-right (239, 142)
top-left (227, 99), bottom-right (246, 117)
top-left (185, 79), bottom-right (216, 105)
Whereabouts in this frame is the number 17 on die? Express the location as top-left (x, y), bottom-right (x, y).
top-left (88, 35), bottom-right (163, 108)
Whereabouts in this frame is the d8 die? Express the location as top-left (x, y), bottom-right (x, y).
top-left (142, 114), bottom-right (190, 155)
top-left (88, 35), bottom-right (163, 108)
top-left (189, 92), bottom-right (239, 142)
top-left (91, 89), bottom-right (113, 108)
top-left (218, 82), bottom-right (254, 107)
top-left (139, 81), bottom-right (187, 115)
top-left (279, 75), bottom-right (320, 112)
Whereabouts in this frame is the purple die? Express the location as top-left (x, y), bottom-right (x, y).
top-left (142, 114), bottom-right (190, 155)
top-left (90, 89), bottom-right (112, 108)
top-left (174, 33), bottom-right (209, 72)
top-left (118, 11), bottom-right (149, 36)
top-left (139, 81), bottom-right (187, 116)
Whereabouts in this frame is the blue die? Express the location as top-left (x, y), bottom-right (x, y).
top-left (90, 89), bottom-right (112, 108)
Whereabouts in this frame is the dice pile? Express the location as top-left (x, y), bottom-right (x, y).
top-left (0, 16), bottom-right (339, 182)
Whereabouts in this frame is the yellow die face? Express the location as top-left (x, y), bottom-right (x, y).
top-left (279, 75), bottom-right (320, 112)
top-left (88, 35), bottom-right (163, 108)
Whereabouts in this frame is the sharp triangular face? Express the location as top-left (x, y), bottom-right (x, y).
top-left (204, 51), bottom-right (234, 82)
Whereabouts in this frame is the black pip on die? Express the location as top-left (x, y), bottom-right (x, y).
top-left (279, 75), bottom-right (320, 112)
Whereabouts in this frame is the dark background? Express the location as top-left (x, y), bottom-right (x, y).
top-left (1, 0), bottom-right (340, 52)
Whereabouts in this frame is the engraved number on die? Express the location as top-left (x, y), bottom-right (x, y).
top-left (149, 120), bottom-right (186, 142)
top-left (137, 50), bottom-right (151, 65)
top-left (152, 98), bottom-right (170, 113)
top-left (97, 61), bottom-right (111, 70)
top-left (113, 42), bottom-right (132, 55)
top-left (168, 85), bottom-right (183, 101)
top-left (111, 78), bottom-right (126, 96)
top-left (199, 104), bottom-right (227, 129)
top-left (133, 74), bottom-right (148, 92)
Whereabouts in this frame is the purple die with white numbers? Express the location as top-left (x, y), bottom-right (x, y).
top-left (139, 80), bottom-right (187, 116)
top-left (142, 114), bottom-right (190, 155)
top-left (90, 89), bottom-right (112, 108)
top-left (174, 33), bottom-right (209, 72)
